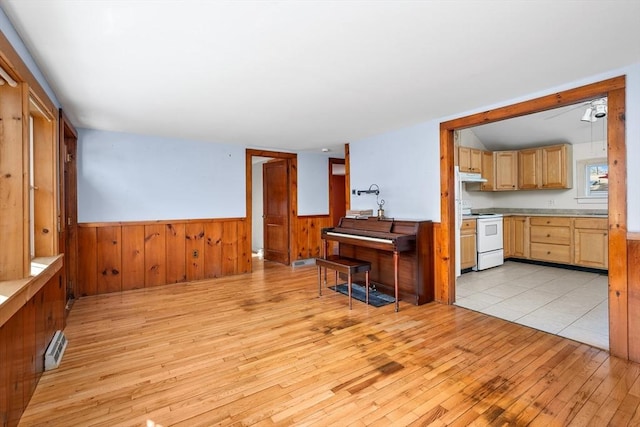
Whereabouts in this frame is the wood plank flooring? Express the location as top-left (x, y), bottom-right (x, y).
top-left (19, 259), bottom-right (640, 426)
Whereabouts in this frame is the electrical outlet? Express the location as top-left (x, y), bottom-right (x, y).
top-left (547, 199), bottom-right (555, 206)
top-left (192, 249), bottom-right (199, 258)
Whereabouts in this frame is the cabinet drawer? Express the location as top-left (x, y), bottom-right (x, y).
top-left (574, 218), bottom-right (608, 230)
top-left (529, 216), bottom-right (571, 227)
top-left (530, 225), bottom-right (571, 245)
top-left (530, 242), bottom-right (571, 264)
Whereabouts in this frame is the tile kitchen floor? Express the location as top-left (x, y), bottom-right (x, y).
top-left (455, 260), bottom-right (609, 350)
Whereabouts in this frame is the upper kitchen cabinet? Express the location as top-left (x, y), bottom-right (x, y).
top-left (541, 144), bottom-right (572, 189)
top-left (518, 148), bottom-right (540, 190)
top-left (494, 151), bottom-right (518, 191)
top-left (518, 144), bottom-right (572, 190)
top-left (480, 150), bottom-right (494, 191)
top-left (458, 146), bottom-right (482, 173)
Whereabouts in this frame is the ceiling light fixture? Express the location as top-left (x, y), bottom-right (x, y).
top-left (0, 66), bottom-right (17, 87)
top-left (581, 98), bottom-right (607, 122)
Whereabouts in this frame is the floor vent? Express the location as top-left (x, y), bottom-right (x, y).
top-left (292, 258), bottom-right (316, 268)
top-left (45, 330), bottom-right (68, 371)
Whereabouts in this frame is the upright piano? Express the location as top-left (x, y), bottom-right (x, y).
top-left (321, 217), bottom-right (434, 305)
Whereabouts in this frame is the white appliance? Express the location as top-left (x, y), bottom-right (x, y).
top-left (455, 167), bottom-right (489, 277)
top-left (475, 214), bottom-right (504, 270)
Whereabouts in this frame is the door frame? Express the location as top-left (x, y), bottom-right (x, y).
top-left (246, 149), bottom-right (297, 267)
top-left (328, 157), bottom-right (346, 226)
top-left (58, 109), bottom-right (78, 311)
top-left (437, 76), bottom-right (627, 358)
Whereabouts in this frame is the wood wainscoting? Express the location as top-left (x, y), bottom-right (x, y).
top-left (77, 218), bottom-right (251, 296)
top-left (293, 215), bottom-right (333, 260)
top-left (628, 233), bottom-right (640, 362)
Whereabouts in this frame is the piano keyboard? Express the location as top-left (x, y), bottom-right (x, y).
top-left (325, 231), bottom-right (393, 244)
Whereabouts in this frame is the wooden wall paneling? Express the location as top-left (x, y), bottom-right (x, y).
top-left (295, 217), bottom-right (309, 259)
top-left (204, 222), bottom-right (223, 279)
top-left (34, 288), bottom-right (46, 384)
top-left (0, 83), bottom-right (27, 280)
top-left (222, 221), bottom-right (238, 275)
top-left (344, 143), bottom-right (351, 209)
top-left (0, 321), bottom-right (7, 425)
top-left (96, 226), bottom-right (122, 294)
top-left (22, 297), bottom-right (36, 409)
top-left (237, 219), bottom-right (251, 274)
top-left (165, 223), bottom-right (186, 284)
top-left (7, 310), bottom-right (23, 426)
top-left (121, 225), bottom-right (146, 290)
top-left (628, 239), bottom-right (640, 363)
top-left (185, 222), bottom-right (205, 282)
top-left (144, 224), bottom-right (166, 287)
top-left (77, 226), bottom-right (97, 296)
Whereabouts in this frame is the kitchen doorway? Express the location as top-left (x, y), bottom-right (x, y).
top-left (439, 76), bottom-right (627, 358)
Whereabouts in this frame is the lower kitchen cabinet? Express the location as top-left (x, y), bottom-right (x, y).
top-left (502, 215), bottom-right (607, 271)
top-left (574, 218), bottom-right (608, 269)
top-left (460, 219), bottom-right (476, 270)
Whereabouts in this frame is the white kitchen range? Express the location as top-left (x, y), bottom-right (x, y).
top-left (465, 213), bottom-right (504, 271)
top-left (454, 166), bottom-right (504, 276)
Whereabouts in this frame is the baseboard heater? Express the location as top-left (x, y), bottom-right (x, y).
top-left (292, 258), bottom-right (316, 268)
top-left (45, 330), bottom-right (68, 371)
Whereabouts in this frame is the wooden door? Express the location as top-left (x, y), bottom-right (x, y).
top-left (263, 159), bottom-right (290, 265)
top-left (59, 110), bottom-right (78, 308)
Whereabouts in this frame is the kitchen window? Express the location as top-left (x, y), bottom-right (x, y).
top-left (576, 157), bottom-right (608, 203)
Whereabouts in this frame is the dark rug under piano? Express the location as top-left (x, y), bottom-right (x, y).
top-left (328, 283), bottom-right (396, 307)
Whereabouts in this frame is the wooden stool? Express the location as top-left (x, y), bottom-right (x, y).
top-left (316, 256), bottom-right (371, 309)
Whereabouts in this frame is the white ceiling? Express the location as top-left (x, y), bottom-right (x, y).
top-left (1, 1), bottom-right (639, 152)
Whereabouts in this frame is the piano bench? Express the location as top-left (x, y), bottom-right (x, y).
top-left (316, 256), bottom-right (371, 309)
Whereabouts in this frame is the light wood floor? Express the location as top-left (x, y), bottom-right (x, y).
top-left (20, 259), bottom-right (640, 426)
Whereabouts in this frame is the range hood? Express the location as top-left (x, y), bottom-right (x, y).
top-left (459, 172), bottom-right (487, 183)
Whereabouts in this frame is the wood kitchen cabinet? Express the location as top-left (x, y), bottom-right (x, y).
top-left (529, 217), bottom-right (572, 264)
top-left (460, 219), bottom-right (477, 270)
top-left (541, 144), bottom-right (572, 189)
top-left (494, 151), bottom-right (518, 191)
top-left (518, 148), bottom-right (540, 190)
top-left (512, 216), bottom-right (528, 258)
top-left (574, 218), bottom-right (608, 269)
top-left (458, 147), bottom-right (482, 173)
top-left (503, 216), bottom-right (513, 257)
top-left (480, 150), bottom-right (494, 191)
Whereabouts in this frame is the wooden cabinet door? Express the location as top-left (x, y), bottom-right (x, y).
top-left (460, 219), bottom-right (476, 269)
top-left (494, 151), bottom-right (518, 190)
top-left (542, 144), bottom-right (570, 189)
top-left (574, 219), bottom-right (608, 269)
top-left (513, 216), bottom-right (528, 258)
top-left (469, 149), bottom-right (482, 173)
top-left (458, 146), bottom-right (471, 172)
top-left (481, 151), bottom-right (494, 191)
top-left (460, 233), bottom-right (476, 269)
top-left (518, 148), bottom-right (540, 189)
top-left (459, 147), bottom-right (482, 173)
top-left (503, 216), bottom-right (513, 257)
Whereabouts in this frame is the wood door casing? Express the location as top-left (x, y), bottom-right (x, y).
top-left (263, 159), bottom-right (290, 265)
top-left (329, 158), bottom-right (346, 227)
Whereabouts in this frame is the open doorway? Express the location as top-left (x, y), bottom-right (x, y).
top-left (246, 149), bottom-right (297, 268)
top-left (439, 76), bottom-right (627, 358)
top-left (453, 99), bottom-right (609, 349)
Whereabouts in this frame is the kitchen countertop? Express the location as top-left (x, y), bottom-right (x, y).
top-left (472, 208), bottom-right (608, 218)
